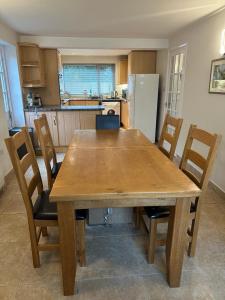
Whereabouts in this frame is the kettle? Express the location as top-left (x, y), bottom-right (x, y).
top-left (111, 90), bottom-right (118, 99)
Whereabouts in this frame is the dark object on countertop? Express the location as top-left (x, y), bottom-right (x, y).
top-left (9, 127), bottom-right (35, 158)
top-left (96, 115), bottom-right (120, 129)
top-left (107, 109), bottom-right (115, 115)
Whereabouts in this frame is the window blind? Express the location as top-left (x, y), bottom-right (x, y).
top-left (62, 64), bottom-right (115, 96)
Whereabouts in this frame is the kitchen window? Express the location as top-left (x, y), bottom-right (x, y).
top-left (61, 64), bottom-right (115, 96)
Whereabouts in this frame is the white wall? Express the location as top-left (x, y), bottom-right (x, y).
top-left (0, 20), bottom-right (18, 46)
top-left (168, 9), bottom-right (225, 191)
top-left (20, 35), bottom-right (168, 50)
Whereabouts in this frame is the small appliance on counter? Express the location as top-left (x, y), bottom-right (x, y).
top-left (26, 92), bottom-right (42, 107)
top-left (122, 89), bottom-right (128, 99)
top-left (33, 94), bottom-right (42, 107)
top-left (110, 90), bottom-right (119, 99)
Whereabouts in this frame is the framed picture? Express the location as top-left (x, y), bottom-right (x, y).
top-left (209, 58), bottom-right (225, 94)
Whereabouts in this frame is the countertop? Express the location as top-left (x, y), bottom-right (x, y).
top-left (24, 105), bottom-right (105, 112)
top-left (63, 98), bottom-right (126, 103)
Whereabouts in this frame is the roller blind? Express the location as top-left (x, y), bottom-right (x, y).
top-left (62, 64), bottom-right (115, 96)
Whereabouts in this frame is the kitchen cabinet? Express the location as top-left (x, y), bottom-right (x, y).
top-left (119, 59), bottom-right (128, 84)
top-left (25, 111), bottom-right (59, 147)
top-left (121, 101), bottom-right (129, 129)
top-left (19, 43), bottom-right (45, 87)
top-left (57, 111), bottom-right (80, 146)
top-left (128, 51), bottom-right (156, 74)
top-left (34, 49), bottom-right (60, 106)
top-left (44, 112), bottom-right (59, 146)
top-left (25, 110), bottom-right (102, 147)
top-left (80, 111), bottom-right (100, 129)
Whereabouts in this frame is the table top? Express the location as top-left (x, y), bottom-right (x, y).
top-left (50, 130), bottom-right (200, 207)
top-left (68, 129), bottom-right (152, 149)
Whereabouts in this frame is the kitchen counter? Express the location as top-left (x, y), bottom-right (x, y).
top-left (24, 105), bottom-right (105, 112)
top-left (63, 98), bottom-right (126, 103)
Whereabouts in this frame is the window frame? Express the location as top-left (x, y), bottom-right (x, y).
top-left (61, 63), bottom-right (116, 96)
top-left (0, 46), bottom-right (11, 112)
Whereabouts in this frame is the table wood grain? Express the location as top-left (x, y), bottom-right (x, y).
top-left (50, 129), bottom-right (201, 296)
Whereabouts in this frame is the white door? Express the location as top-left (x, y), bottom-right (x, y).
top-left (165, 46), bottom-right (187, 118)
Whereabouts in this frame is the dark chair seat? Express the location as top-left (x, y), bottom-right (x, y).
top-left (145, 206), bottom-right (170, 219)
top-left (33, 190), bottom-right (88, 221)
top-left (145, 202), bottom-right (196, 219)
top-left (51, 161), bottom-right (62, 179)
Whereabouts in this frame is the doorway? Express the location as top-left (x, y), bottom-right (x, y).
top-left (164, 45), bottom-right (187, 118)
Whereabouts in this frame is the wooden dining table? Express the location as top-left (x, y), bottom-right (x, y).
top-left (50, 129), bottom-right (201, 296)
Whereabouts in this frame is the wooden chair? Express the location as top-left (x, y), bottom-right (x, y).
top-left (34, 114), bottom-right (61, 190)
top-left (134, 114), bottom-right (183, 227)
top-left (5, 127), bottom-right (87, 267)
top-left (144, 124), bottom-right (221, 263)
top-left (158, 113), bottom-right (183, 160)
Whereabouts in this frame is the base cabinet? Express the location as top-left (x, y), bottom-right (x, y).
top-left (57, 111), bottom-right (80, 146)
top-left (25, 110), bottom-right (101, 147)
top-left (25, 111), bottom-right (59, 147)
top-left (80, 111), bottom-right (100, 129)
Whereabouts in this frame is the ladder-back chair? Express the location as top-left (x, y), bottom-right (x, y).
top-left (34, 114), bottom-right (61, 190)
top-left (5, 127), bottom-right (87, 267)
top-left (144, 124), bottom-right (221, 263)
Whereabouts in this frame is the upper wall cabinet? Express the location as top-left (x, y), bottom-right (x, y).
top-left (128, 51), bottom-right (156, 74)
top-left (119, 59), bottom-right (128, 84)
top-left (18, 43), bottom-right (45, 88)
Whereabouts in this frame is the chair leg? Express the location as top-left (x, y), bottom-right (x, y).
top-left (41, 227), bottom-right (48, 237)
top-left (187, 213), bottom-right (200, 257)
top-left (28, 223), bottom-right (40, 268)
top-left (76, 220), bottom-right (86, 267)
top-left (148, 218), bottom-right (158, 264)
top-left (134, 207), bottom-right (141, 228)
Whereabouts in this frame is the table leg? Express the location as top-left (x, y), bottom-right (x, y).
top-left (166, 198), bottom-right (191, 287)
top-left (57, 202), bottom-right (76, 296)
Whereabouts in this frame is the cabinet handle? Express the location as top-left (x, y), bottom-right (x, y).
top-left (54, 118), bottom-right (57, 126)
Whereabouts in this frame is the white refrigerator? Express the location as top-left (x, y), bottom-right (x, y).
top-left (128, 74), bottom-right (159, 143)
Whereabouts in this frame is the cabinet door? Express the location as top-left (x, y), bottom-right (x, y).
top-left (43, 112), bottom-right (59, 146)
top-left (25, 111), bottom-right (59, 147)
top-left (25, 111), bottom-right (40, 147)
top-left (80, 111), bottom-right (100, 129)
top-left (121, 101), bottom-right (129, 129)
top-left (57, 111), bottom-right (80, 146)
top-left (119, 59), bottom-right (128, 84)
top-left (128, 51), bottom-right (156, 74)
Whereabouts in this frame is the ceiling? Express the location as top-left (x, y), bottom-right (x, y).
top-left (0, 0), bottom-right (225, 38)
top-left (58, 49), bottom-right (130, 56)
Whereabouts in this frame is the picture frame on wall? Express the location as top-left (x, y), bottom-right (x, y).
top-left (209, 58), bottom-right (225, 94)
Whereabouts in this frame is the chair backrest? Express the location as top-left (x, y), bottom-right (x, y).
top-left (34, 114), bottom-right (57, 189)
top-left (180, 124), bottom-right (221, 193)
top-left (5, 127), bottom-right (43, 218)
top-left (96, 115), bottom-right (120, 130)
top-left (158, 113), bottom-right (183, 160)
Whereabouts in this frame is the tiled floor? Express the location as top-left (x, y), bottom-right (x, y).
top-left (0, 154), bottom-right (225, 299)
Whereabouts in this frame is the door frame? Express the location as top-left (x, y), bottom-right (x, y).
top-left (163, 44), bottom-right (188, 119)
